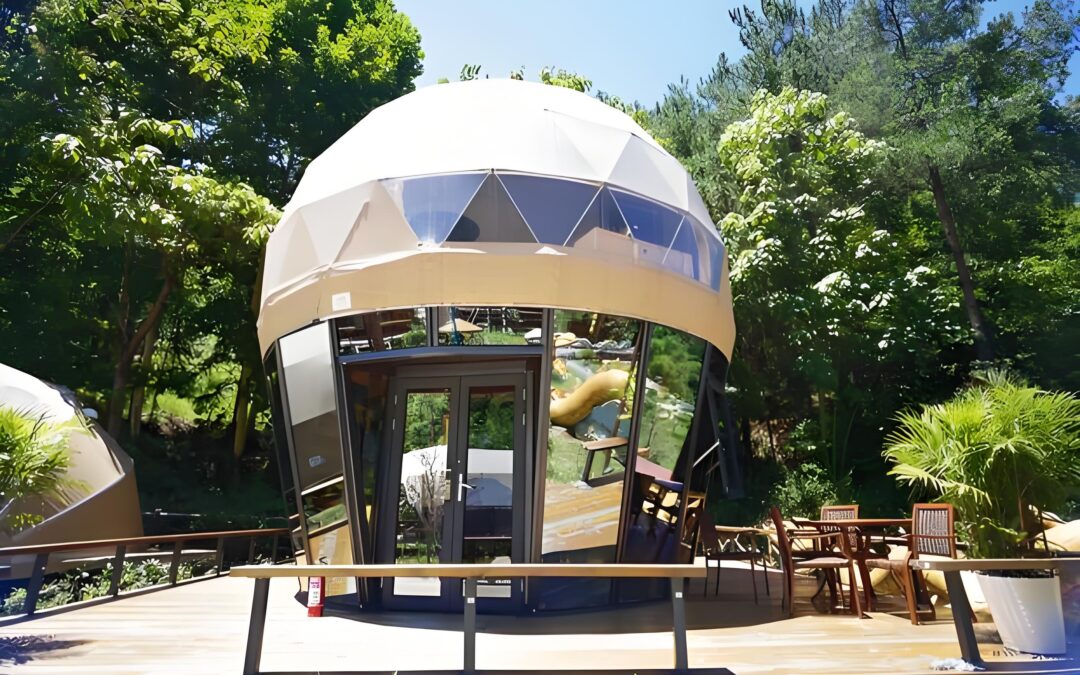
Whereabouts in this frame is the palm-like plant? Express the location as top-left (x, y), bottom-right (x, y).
top-left (884, 371), bottom-right (1080, 558)
top-left (0, 406), bottom-right (77, 532)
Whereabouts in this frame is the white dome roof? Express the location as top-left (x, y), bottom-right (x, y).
top-left (288, 79), bottom-right (713, 225)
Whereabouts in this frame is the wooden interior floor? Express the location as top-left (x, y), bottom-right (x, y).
top-left (1, 564), bottom-right (1077, 674)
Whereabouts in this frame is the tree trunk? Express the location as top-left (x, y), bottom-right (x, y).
top-left (232, 363), bottom-right (253, 459)
top-left (928, 164), bottom-right (994, 361)
top-left (128, 320), bottom-right (160, 438)
top-left (107, 273), bottom-right (176, 438)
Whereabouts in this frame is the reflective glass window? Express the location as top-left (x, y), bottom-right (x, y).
top-left (698, 220), bottom-right (726, 290)
top-left (343, 362), bottom-right (392, 557)
top-left (279, 322), bottom-right (344, 490)
top-left (541, 311), bottom-right (642, 562)
top-left (383, 173), bottom-right (486, 244)
top-left (498, 173), bottom-right (598, 246)
top-left (302, 476), bottom-right (347, 533)
top-left (446, 174), bottom-right (536, 243)
top-left (336, 309), bottom-right (427, 354)
top-left (637, 326), bottom-right (706, 476)
top-left (308, 524), bottom-right (355, 597)
top-left (611, 190), bottom-right (682, 248)
top-left (565, 188), bottom-right (630, 252)
top-left (663, 217), bottom-right (698, 280)
top-left (435, 306), bottom-right (543, 346)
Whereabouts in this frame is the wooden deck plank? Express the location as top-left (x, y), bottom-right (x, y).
top-left (0, 567), bottom-right (1075, 674)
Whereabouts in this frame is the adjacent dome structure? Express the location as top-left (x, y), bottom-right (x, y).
top-left (258, 79), bottom-right (733, 358)
top-left (259, 80), bottom-right (741, 614)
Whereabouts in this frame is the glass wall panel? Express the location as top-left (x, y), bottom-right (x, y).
top-left (435, 306), bottom-right (543, 346)
top-left (498, 173), bottom-right (597, 246)
top-left (395, 389), bottom-right (452, 567)
top-left (462, 385), bottom-right (516, 566)
top-left (446, 174), bottom-right (536, 243)
top-left (336, 308), bottom-right (427, 354)
top-left (541, 311), bottom-right (642, 562)
top-left (383, 173), bottom-right (486, 244)
top-left (279, 322), bottom-right (344, 490)
top-left (265, 347), bottom-right (303, 556)
top-left (566, 188), bottom-right (629, 252)
top-left (664, 218), bottom-right (699, 280)
top-left (610, 189), bottom-right (682, 250)
top-left (308, 524), bottom-right (355, 597)
top-left (343, 363), bottom-right (392, 555)
top-left (302, 476), bottom-right (347, 532)
top-left (637, 326), bottom-right (707, 477)
top-left (695, 218), bottom-right (726, 291)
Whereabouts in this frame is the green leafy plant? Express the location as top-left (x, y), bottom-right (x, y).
top-left (884, 371), bottom-right (1080, 558)
top-left (770, 462), bottom-right (843, 519)
top-left (0, 406), bottom-right (79, 531)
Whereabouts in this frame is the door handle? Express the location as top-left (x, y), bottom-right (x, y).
top-left (457, 473), bottom-right (474, 501)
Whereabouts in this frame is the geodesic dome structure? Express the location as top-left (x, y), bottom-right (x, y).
top-left (258, 79), bottom-right (734, 358)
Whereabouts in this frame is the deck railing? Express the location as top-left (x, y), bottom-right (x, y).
top-left (231, 563), bottom-right (712, 675)
top-left (0, 527), bottom-right (291, 616)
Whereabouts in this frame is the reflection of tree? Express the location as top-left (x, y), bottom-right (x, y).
top-left (403, 393), bottom-right (449, 451)
top-left (400, 448), bottom-right (444, 562)
top-left (469, 393), bottom-right (513, 449)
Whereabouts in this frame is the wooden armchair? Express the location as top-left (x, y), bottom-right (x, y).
top-left (866, 503), bottom-right (958, 624)
top-left (769, 507), bottom-right (864, 618)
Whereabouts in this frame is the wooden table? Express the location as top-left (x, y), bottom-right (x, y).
top-left (911, 557), bottom-right (1079, 670)
top-left (794, 518), bottom-right (912, 611)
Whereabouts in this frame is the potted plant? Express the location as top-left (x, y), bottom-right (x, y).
top-left (884, 371), bottom-right (1080, 655)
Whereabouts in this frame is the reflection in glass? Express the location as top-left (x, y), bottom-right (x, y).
top-left (302, 477), bottom-right (347, 532)
top-left (344, 364), bottom-right (391, 556)
top-left (541, 311), bottom-right (642, 561)
top-left (395, 390), bottom-right (451, 566)
top-left (279, 322), bottom-right (344, 490)
top-left (383, 173), bottom-right (486, 244)
top-left (308, 524), bottom-right (355, 597)
top-left (637, 326), bottom-right (706, 475)
top-left (336, 309), bottom-right (427, 354)
top-left (435, 306), bottom-right (543, 346)
top-left (566, 188), bottom-right (629, 250)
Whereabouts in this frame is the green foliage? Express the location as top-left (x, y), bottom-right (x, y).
top-left (884, 371), bottom-right (1080, 557)
top-left (0, 407), bottom-right (78, 531)
top-left (770, 462), bottom-right (842, 520)
top-left (0, 558), bottom-right (197, 617)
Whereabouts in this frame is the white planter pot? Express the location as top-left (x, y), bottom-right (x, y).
top-left (977, 573), bottom-right (1066, 655)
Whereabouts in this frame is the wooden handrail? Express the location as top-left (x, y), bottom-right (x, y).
top-left (0, 527), bottom-right (290, 557)
top-left (2, 527), bottom-right (291, 619)
top-left (910, 557), bottom-right (1077, 572)
top-left (233, 562), bottom-right (705, 675)
top-left (230, 562), bottom-right (706, 579)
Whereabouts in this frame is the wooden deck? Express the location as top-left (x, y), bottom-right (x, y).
top-left (1, 565), bottom-right (1077, 674)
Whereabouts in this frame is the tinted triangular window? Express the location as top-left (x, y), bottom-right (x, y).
top-left (610, 189), bottom-right (682, 249)
top-left (383, 173), bottom-right (486, 244)
top-left (447, 174), bottom-right (536, 243)
top-left (566, 188), bottom-right (628, 247)
top-left (663, 217), bottom-right (699, 280)
top-left (499, 174), bottom-right (598, 246)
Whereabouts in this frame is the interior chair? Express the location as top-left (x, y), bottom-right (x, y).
top-left (866, 503), bottom-right (957, 624)
top-left (697, 511), bottom-right (769, 603)
top-left (769, 506), bottom-right (864, 618)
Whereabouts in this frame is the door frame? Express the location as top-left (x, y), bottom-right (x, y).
top-left (375, 367), bottom-right (530, 611)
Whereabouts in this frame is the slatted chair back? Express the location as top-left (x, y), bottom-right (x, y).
top-left (698, 512), bottom-right (723, 555)
top-left (911, 503), bottom-right (956, 558)
top-left (768, 506), bottom-right (794, 571)
top-left (820, 504), bottom-right (860, 549)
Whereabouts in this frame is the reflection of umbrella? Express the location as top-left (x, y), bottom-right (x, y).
top-left (438, 318), bottom-right (482, 333)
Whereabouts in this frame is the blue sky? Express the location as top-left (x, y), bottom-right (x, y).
top-left (396, 0), bottom-right (1078, 108)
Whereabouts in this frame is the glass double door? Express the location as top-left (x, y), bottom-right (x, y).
top-left (379, 372), bottom-right (527, 611)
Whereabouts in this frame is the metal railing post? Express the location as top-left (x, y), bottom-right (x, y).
top-left (109, 544), bottom-right (126, 596)
top-left (247, 536), bottom-right (257, 565)
top-left (168, 540), bottom-right (183, 585)
top-left (243, 577), bottom-right (271, 675)
top-left (670, 576), bottom-right (688, 672)
top-left (270, 534), bottom-right (279, 564)
top-left (463, 577), bottom-right (477, 674)
top-left (215, 536), bottom-right (226, 576)
top-left (24, 552), bottom-right (49, 615)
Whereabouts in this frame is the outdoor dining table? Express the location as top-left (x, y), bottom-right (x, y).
top-left (793, 518), bottom-right (913, 611)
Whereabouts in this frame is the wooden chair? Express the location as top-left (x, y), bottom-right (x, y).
top-left (697, 511), bottom-right (769, 603)
top-left (866, 503), bottom-right (957, 624)
top-left (816, 504), bottom-right (872, 606)
top-left (821, 504), bottom-right (859, 520)
top-left (769, 506), bottom-right (864, 618)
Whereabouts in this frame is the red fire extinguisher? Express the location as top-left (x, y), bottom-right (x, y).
top-left (307, 576), bottom-right (325, 617)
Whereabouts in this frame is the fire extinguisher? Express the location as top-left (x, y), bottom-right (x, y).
top-left (307, 576), bottom-right (325, 617)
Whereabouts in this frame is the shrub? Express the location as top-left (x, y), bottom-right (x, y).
top-left (0, 406), bottom-right (79, 531)
top-left (884, 370), bottom-right (1080, 558)
top-left (770, 462), bottom-right (842, 519)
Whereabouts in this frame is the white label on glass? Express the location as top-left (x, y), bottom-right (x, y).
top-left (331, 292), bottom-right (352, 311)
top-left (308, 455), bottom-right (325, 468)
